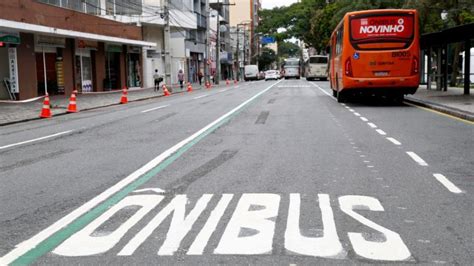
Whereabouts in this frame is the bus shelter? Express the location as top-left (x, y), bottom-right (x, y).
top-left (420, 23), bottom-right (473, 95)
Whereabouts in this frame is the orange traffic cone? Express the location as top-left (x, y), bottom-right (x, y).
top-left (226, 79), bottom-right (230, 86)
top-left (234, 79), bottom-right (238, 85)
top-left (39, 94), bottom-right (52, 118)
top-left (163, 84), bottom-right (171, 96)
top-left (120, 86), bottom-right (128, 104)
top-left (206, 80), bottom-right (211, 90)
top-left (66, 90), bottom-right (77, 113)
top-left (187, 82), bottom-right (193, 92)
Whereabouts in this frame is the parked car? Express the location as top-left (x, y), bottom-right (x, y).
top-left (265, 70), bottom-right (280, 81)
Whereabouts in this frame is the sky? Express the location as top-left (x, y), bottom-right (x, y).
top-left (261, 0), bottom-right (298, 9)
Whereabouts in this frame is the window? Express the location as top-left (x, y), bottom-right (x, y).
top-left (38, 0), bottom-right (100, 15)
top-left (106, 0), bottom-right (142, 16)
top-left (309, 56), bottom-right (328, 64)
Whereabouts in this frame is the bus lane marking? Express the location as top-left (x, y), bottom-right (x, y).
top-left (48, 193), bottom-right (411, 262)
top-left (0, 130), bottom-right (73, 150)
top-left (433, 174), bottom-right (463, 194)
top-left (406, 152), bottom-right (428, 166)
top-left (0, 80), bottom-right (283, 266)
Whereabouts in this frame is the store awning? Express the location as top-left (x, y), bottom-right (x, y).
top-left (0, 19), bottom-right (156, 47)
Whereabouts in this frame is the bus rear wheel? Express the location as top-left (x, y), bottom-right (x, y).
top-left (337, 90), bottom-right (347, 103)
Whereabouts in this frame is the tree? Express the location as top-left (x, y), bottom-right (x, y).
top-left (257, 47), bottom-right (277, 70)
top-left (278, 41), bottom-right (301, 59)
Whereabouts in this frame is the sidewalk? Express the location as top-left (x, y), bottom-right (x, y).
top-left (405, 85), bottom-right (474, 122)
top-left (0, 81), bottom-right (231, 126)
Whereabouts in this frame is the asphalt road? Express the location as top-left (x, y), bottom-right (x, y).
top-left (0, 79), bottom-right (472, 265)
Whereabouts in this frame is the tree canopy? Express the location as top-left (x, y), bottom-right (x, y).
top-left (257, 0), bottom-right (474, 54)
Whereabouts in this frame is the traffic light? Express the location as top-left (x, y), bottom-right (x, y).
top-left (0, 42), bottom-right (5, 47)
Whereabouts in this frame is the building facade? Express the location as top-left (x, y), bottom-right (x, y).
top-left (210, 0), bottom-right (233, 81)
top-left (229, 0), bottom-right (261, 65)
top-left (0, 0), bottom-right (154, 100)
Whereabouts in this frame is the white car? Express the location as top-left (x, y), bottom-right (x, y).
top-left (265, 70), bottom-right (280, 81)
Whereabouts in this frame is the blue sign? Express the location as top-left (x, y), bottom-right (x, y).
top-left (261, 36), bottom-right (276, 45)
top-left (353, 52), bottom-right (360, 60)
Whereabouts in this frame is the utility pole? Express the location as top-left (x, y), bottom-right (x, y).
top-left (235, 27), bottom-right (239, 81)
top-left (162, 0), bottom-right (172, 86)
top-left (205, 0), bottom-right (210, 84)
top-left (215, 1), bottom-right (220, 85)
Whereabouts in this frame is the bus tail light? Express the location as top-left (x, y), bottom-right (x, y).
top-left (411, 56), bottom-right (419, 75)
top-left (345, 57), bottom-right (353, 77)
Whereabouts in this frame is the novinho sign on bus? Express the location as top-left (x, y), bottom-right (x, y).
top-left (350, 15), bottom-right (414, 40)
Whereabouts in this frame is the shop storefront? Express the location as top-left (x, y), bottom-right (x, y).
top-left (75, 40), bottom-right (97, 92)
top-left (0, 30), bottom-right (20, 100)
top-left (35, 35), bottom-right (66, 96)
top-left (104, 44), bottom-right (122, 90)
top-left (127, 46), bottom-right (142, 88)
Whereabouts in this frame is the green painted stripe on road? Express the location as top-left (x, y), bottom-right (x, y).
top-left (11, 82), bottom-right (275, 265)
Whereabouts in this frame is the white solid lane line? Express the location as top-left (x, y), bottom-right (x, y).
top-left (360, 117), bottom-right (369, 122)
top-left (406, 151), bottom-right (429, 166)
top-left (433, 174), bottom-right (463, 194)
top-left (376, 129), bottom-right (387, 136)
top-left (141, 105), bottom-right (170, 113)
top-left (0, 130), bottom-right (74, 150)
top-left (309, 83), bottom-right (336, 100)
top-left (367, 123), bottom-right (377, 128)
top-left (194, 95), bottom-right (209, 99)
top-left (386, 137), bottom-right (402, 146)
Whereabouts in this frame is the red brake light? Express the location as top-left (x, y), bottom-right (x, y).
top-left (345, 57), bottom-right (353, 77)
top-left (411, 56), bottom-right (419, 75)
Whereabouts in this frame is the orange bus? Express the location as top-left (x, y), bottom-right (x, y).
top-left (329, 9), bottom-right (420, 102)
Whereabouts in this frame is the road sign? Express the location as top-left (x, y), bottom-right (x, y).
top-left (261, 36), bottom-right (276, 45)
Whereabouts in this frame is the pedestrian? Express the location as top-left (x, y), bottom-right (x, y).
top-left (198, 70), bottom-right (203, 86)
top-left (178, 69), bottom-right (184, 89)
top-left (153, 69), bottom-right (163, 92)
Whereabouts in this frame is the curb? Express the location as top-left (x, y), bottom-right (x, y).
top-left (404, 96), bottom-right (474, 122)
top-left (0, 84), bottom-right (232, 127)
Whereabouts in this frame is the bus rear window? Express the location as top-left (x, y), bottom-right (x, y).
top-left (309, 57), bottom-right (328, 64)
top-left (350, 14), bottom-right (414, 46)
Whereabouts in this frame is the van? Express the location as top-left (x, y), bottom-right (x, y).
top-left (244, 65), bottom-right (259, 81)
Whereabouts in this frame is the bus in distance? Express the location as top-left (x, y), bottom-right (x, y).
top-left (329, 9), bottom-right (420, 103)
top-left (282, 58), bottom-right (302, 79)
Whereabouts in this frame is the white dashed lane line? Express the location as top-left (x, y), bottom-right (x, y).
top-left (406, 151), bottom-right (429, 166)
top-left (433, 174), bottom-right (463, 194)
top-left (0, 130), bottom-right (74, 150)
top-left (194, 95), bottom-right (209, 100)
top-left (141, 105), bottom-right (170, 113)
top-left (315, 85), bottom-right (466, 195)
top-left (376, 129), bottom-right (387, 136)
top-left (367, 122), bottom-right (377, 128)
top-left (386, 137), bottom-right (402, 146)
